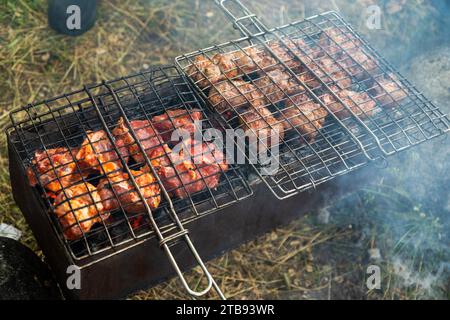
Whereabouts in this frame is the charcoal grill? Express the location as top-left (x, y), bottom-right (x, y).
top-left (6, 0), bottom-right (450, 299)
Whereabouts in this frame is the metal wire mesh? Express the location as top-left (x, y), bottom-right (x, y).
top-left (7, 66), bottom-right (252, 263)
top-left (175, 11), bottom-right (450, 199)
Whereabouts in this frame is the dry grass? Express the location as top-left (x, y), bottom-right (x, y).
top-left (0, 0), bottom-right (447, 300)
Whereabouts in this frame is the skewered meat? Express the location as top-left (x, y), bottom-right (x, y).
top-left (54, 182), bottom-right (107, 240)
top-left (320, 86), bottom-right (376, 119)
top-left (208, 80), bottom-right (268, 119)
top-left (279, 94), bottom-right (328, 142)
top-left (113, 117), bottom-right (163, 165)
top-left (26, 147), bottom-right (86, 194)
top-left (185, 55), bottom-right (224, 90)
top-left (147, 138), bottom-right (228, 199)
top-left (369, 74), bottom-right (408, 108)
top-left (254, 69), bottom-right (305, 104)
top-left (238, 105), bottom-right (285, 149)
top-left (76, 130), bottom-right (126, 175)
top-left (152, 108), bottom-right (203, 142)
top-left (97, 169), bottom-right (161, 213)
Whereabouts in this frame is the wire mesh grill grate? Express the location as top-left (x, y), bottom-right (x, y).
top-left (7, 66), bottom-right (252, 262)
top-left (175, 11), bottom-right (450, 199)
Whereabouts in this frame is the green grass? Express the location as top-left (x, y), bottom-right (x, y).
top-left (0, 0), bottom-right (448, 300)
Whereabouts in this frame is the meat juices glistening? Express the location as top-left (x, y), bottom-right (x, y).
top-left (97, 169), bottom-right (161, 213)
top-left (54, 182), bottom-right (108, 241)
top-left (26, 147), bottom-right (86, 194)
top-left (76, 130), bottom-right (126, 175)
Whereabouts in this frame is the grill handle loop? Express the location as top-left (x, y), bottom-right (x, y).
top-left (162, 235), bottom-right (226, 299)
top-left (216, 0), bottom-right (269, 36)
top-left (84, 83), bottom-right (226, 300)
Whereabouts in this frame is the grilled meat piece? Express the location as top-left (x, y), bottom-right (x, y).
top-left (208, 80), bottom-right (268, 120)
top-left (253, 69), bottom-right (305, 104)
top-left (279, 94), bottom-right (328, 142)
top-left (76, 130), bottom-right (126, 175)
top-left (152, 109), bottom-right (203, 142)
top-left (147, 144), bottom-right (174, 169)
top-left (148, 138), bottom-right (228, 199)
top-left (26, 147), bottom-right (86, 194)
top-left (238, 106), bottom-right (285, 149)
top-left (319, 27), bottom-right (377, 80)
top-left (98, 169), bottom-right (161, 213)
top-left (267, 38), bottom-right (318, 70)
top-left (113, 117), bottom-right (163, 165)
top-left (54, 182), bottom-right (107, 241)
top-left (320, 86), bottom-right (377, 119)
top-left (340, 47), bottom-right (378, 80)
top-left (319, 28), bottom-right (362, 54)
top-left (213, 46), bottom-right (277, 78)
top-left (370, 74), bottom-right (408, 108)
top-left (185, 55), bottom-right (224, 90)
top-left (307, 56), bottom-right (353, 89)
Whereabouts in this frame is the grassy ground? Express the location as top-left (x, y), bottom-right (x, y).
top-left (0, 0), bottom-right (448, 300)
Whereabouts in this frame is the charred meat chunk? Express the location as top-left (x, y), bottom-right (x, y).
top-left (54, 182), bottom-right (107, 241)
top-left (97, 169), bottom-right (161, 213)
top-left (267, 38), bottom-right (319, 70)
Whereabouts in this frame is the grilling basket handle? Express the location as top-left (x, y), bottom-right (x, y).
top-left (86, 82), bottom-right (226, 300)
top-left (215, 0), bottom-right (269, 37)
top-left (215, 0), bottom-right (390, 163)
top-left (161, 235), bottom-right (226, 299)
